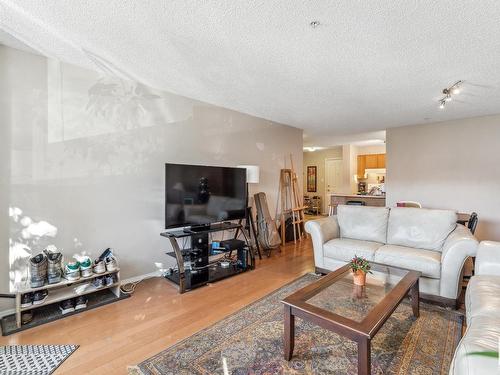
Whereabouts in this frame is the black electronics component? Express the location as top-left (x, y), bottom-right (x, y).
top-left (220, 239), bottom-right (245, 251)
top-left (237, 248), bottom-right (248, 269)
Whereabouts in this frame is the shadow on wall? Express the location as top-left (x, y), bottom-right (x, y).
top-left (4, 48), bottom-right (301, 289)
top-left (9, 206), bottom-right (58, 291)
top-left (45, 62), bottom-right (194, 178)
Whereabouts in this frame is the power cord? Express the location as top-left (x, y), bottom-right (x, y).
top-left (119, 279), bottom-right (144, 295)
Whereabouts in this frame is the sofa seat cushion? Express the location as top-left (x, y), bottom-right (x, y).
top-left (374, 244), bottom-right (441, 278)
top-left (387, 207), bottom-right (457, 251)
top-left (323, 238), bottom-right (383, 262)
top-left (465, 275), bottom-right (500, 324)
top-left (449, 316), bottom-right (500, 375)
top-left (337, 205), bottom-right (390, 243)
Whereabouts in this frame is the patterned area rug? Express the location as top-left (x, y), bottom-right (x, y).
top-left (0, 345), bottom-right (78, 374)
top-left (135, 273), bottom-right (463, 374)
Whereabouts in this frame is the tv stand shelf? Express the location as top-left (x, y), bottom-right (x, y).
top-left (160, 223), bottom-right (254, 293)
top-left (164, 222), bottom-right (242, 238)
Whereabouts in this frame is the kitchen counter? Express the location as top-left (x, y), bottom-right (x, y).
top-left (329, 194), bottom-right (386, 199)
top-left (330, 194), bottom-right (386, 214)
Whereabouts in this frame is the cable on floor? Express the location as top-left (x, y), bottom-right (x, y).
top-left (120, 279), bottom-right (145, 294)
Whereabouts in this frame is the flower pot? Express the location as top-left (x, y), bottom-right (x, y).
top-left (352, 270), bottom-right (367, 286)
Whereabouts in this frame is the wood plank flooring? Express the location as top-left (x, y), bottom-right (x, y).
top-left (0, 240), bottom-right (314, 374)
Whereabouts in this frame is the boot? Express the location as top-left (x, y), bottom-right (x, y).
top-left (45, 250), bottom-right (63, 284)
top-left (29, 253), bottom-right (47, 288)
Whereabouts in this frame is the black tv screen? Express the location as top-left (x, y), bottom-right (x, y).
top-left (165, 163), bottom-right (247, 229)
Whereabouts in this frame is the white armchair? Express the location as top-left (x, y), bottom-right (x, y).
top-left (449, 241), bottom-right (500, 375)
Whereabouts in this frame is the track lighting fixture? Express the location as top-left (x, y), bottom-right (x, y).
top-left (438, 80), bottom-right (463, 109)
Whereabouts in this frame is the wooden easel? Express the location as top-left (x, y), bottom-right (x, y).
top-left (278, 155), bottom-right (307, 246)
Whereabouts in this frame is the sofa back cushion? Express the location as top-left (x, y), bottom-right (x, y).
top-left (337, 205), bottom-right (390, 243)
top-left (387, 207), bottom-right (457, 251)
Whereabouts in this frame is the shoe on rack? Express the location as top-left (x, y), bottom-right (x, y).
top-left (104, 274), bottom-right (115, 286)
top-left (59, 299), bottom-right (75, 314)
top-left (64, 261), bottom-right (80, 281)
top-left (74, 296), bottom-right (88, 310)
top-left (21, 310), bottom-right (34, 325)
top-left (79, 256), bottom-right (93, 278)
top-left (92, 259), bottom-right (106, 274)
top-left (33, 289), bottom-right (48, 305)
top-left (29, 253), bottom-right (48, 288)
top-left (98, 248), bottom-right (113, 262)
top-left (45, 250), bottom-right (63, 284)
top-left (105, 255), bottom-right (118, 272)
top-left (92, 276), bottom-right (105, 288)
top-left (21, 293), bottom-right (33, 308)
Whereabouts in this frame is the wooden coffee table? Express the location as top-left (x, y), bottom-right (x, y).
top-left (282, 263), bottom-right (421, 375)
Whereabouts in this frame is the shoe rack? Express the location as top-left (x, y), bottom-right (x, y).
top-left (12, 269), bottom-right (121, 329)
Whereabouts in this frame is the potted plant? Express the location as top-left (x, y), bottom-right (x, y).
top-left (349, 255), bottom-right (372, 286)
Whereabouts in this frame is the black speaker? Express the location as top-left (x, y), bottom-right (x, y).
top-left (237, 248), bottom-right (248, 269)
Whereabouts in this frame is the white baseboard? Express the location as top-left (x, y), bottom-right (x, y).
top-left (120, 270), bottom-right (162, 284)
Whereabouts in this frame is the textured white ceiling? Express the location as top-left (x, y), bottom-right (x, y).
top-left (1, 0), bottom-right (500, 147)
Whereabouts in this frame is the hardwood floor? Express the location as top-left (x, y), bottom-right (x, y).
top-left (0, 240), bottom-right (314, 374)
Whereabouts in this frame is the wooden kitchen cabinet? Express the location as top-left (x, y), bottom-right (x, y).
top-left (357, 153), bottom-right (386, 177)
top-left (377, 154), bottom-right (386, 168)
top-left (357, 155), bottom-right (366, 178)
top-left (365, 154), bottom-right (378, 168)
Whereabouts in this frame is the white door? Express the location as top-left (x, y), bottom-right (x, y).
top-left (325, 158), bottom-right (343, 205)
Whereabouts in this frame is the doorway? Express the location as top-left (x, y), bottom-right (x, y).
top-left (324, 158), bottom-right (343, 213)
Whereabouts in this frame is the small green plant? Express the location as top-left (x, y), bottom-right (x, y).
top-left (349, 255), bottom-right (372, 274)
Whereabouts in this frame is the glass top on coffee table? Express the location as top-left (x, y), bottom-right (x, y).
top-left (283, 262), bottom-right (421, 334)
top-left (282, 262), bottom-right (421, 372)
top-left (306, 263), bottom-right (412, 323)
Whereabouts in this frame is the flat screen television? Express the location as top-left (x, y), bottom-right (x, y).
top-left (165, 163), bottom-right (247, 229)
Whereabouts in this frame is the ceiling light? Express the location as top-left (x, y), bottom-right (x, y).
top-left (437, 80), bottom-right (463, 109)
top-left (310, 21), bottom-right (320, 28)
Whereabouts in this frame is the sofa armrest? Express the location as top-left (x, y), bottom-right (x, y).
top-left (305, 216), bottom-right (340, 269)
top-left (476, 241), bottom-right (500, 276)
top-left (440, 224), bottom-right (479, 299)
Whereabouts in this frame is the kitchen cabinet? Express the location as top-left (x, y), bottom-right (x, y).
top-left (357, 155), bottom-right (366, 178)
top-left (377, 154), bottom-right (386, 168)
top-left (357, 153), bottom-right (386, 177)
top-left (365, 154), bottom-right (378, 168)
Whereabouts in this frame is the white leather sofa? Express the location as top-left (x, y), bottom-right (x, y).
top-left (305, 205), bottom-right (478, 305)
top-left (449, 241), bottom-right (500, 375)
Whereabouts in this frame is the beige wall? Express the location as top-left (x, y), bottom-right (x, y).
top-left (356, 144), bottom-right (386, 155)
top-left (342, 145), bottom-right (358, 194)
top-left (386, 115), bottom-right (500, 241)
top-left (303, 147), bottom-right (343, 212)
top-left (303, 144), bottom-right (387, 212)
top-left (0, 45), bottom-right (303, 313)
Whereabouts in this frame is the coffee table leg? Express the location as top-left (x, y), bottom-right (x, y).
top-left (410, 279), bottom-right (420, 318)
top-left (284, 305), bottom-right (295, 360)
top-left (358, 338), bottom-right (371, 375)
